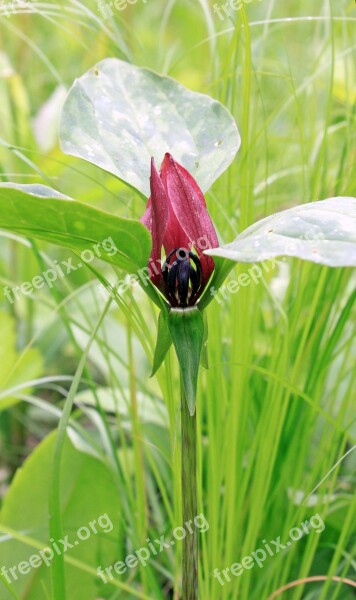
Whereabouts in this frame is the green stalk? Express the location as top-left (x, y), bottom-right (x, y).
top-left (181, 378), bottom-right (197, 600)
top-left (49, 300), bottom-right (111, 600)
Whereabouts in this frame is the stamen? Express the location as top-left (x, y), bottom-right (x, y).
top-left (162, 247), bottom-right (203, 307)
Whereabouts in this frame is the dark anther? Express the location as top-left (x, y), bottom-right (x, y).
top-left (162, 247), bottom-right (203, 307)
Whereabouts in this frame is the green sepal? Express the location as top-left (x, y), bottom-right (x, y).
top-left (150, 310), bottom-right (172, 377)
top-left (167, 307), bottom-right (204, 416)
top-left (198, 256), bottom-right (234, 310)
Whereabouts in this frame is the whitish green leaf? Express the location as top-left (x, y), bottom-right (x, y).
top-left (0, 183), bottom-right (151, 273)
top-left (59, 58), bottom-right (240, 196)
top-left (205, 197), bottom-right (356, 267)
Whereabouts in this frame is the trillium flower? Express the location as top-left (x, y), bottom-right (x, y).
top-left (141, 153), bottom-right (219, 308)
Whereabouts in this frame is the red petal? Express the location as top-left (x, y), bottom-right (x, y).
top-left (141, 158), bottom-right (169, 286)
top-left (160, 153), bottom-right (218, 283)
top-left (162, 202), bottom-right (190, 259)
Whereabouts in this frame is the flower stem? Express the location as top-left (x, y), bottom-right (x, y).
top-left (181, 378), bottom-right (198, 599)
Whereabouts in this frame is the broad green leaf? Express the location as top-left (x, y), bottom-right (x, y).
top-left (205, 197), bottom-right (356, 267)
top-left (168, 307), bottom-right (204, 416)
top-left (0, 432), bottom-right (122, 600)
top-left (0, 183), bottom-right (151, 273)
top-left (59, 58), bottom-right (240, 196)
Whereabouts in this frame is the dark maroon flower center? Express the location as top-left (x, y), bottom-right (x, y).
top-left (162, 248), bottom-right (203, 307)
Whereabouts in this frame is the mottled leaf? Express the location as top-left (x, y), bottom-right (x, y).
top-left (206, 197), bottom-right (356, 267)
top-left (59, 58), bottom-right (240, 196)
